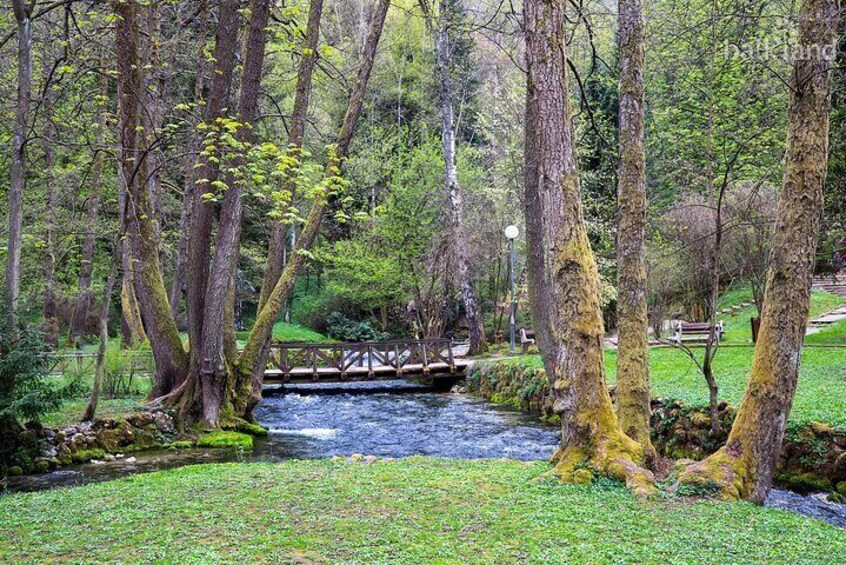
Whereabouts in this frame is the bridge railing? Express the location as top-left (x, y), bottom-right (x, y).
top-left (266, 339), bottom-right (456, 379)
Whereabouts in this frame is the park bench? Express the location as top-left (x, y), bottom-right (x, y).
top-left (669, 321), bottom-right (724, 345)
top-left (520, 328), bottom-right (536, 353)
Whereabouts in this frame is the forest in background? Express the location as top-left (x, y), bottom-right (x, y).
top-left (2, 0), bottom-right (842, 347)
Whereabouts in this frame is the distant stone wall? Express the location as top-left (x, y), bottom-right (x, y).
top-left (467, 362), bottom-right (846, 496)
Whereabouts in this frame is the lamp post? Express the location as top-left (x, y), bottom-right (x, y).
top-left (504, 225), bottom-right (519, 353)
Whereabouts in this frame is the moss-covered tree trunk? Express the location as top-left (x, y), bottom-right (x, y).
top-left (114, 0), bottom-right (187, 396)
top-left (189, 0), bottom-right (272, 428)
top-left (523, 0), bottom-right (652, 493)
top-left (679, 0), bottom-right (840, 503)
top-left (614, 0), bottom-right (653, 452)
top-left (185, 0), bottom-right (240, 376)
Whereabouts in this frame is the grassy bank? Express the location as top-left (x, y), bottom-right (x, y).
top-left (716, 288), bottom-right (844, 344)
top-left (505, 346), bottom-right (846, 427)
top-left (2, 458), bottom-right (845, 564)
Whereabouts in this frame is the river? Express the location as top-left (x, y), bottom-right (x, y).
top-left (4, 381), bottom-right (845, 529)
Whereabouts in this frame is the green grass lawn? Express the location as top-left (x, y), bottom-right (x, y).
top-left (270, 321), bottom-right (333, 343)
top-left (715, 288), bottom-right (844, 344)
top-left (235, 321), bottom-right (333, 348)
top-left (508, 346), bottom-right (846, 427)
top-left (2, 458), bottom-right (845, 564)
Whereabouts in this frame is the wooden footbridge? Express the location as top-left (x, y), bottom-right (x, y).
top-left (263, 339), bottom-right (471, 385)
top-left (46, 339), bottom-right (472, 387)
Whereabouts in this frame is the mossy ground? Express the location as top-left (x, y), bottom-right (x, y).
top-left (196, 431), bottom-right (253, 449)
top-left (1, 458), bottom-right (845, 564)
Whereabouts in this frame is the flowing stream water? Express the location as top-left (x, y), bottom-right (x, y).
top-left (3, 381), bottom-right (845, 529)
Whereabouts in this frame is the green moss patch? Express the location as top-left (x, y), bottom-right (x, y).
top-left (196, 431), bottom-right (253, 450)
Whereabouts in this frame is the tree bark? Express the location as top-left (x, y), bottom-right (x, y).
top-left (82, 242), bottom-right (120, 423)
top-left (432, 0), bottom-right (487, 355)
top-left (679, 0), bottom-right (840, 503)
top-left (169, 0), bottom-right (210, 319)
top-left (614, 0), bottom-right (652, 452)
top-left (139, 2), bottom-right (165, 247)
top-left (5, 0), bottom-right (33, 342)
top-left (41, 41), bottom-right (60, 348)
top-left (192, 0), bottom-right (272, 428)
top-left (240, 0), bottom-right (391, 417)
top-left (114, 0), bottom-right (187, 396)
top-left (186, 0), bottom-right (240, 367)
top-left (523, 0), bottom-right (652, 493)
top-left (258, 0), bottom-right (325, 311)
top-left (71, 66), bottom-right (109, 343)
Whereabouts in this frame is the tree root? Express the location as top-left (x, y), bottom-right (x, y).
top-left (549, 430), bottom-right (657, 498)
top-left (146, 381), bottom-right (187, 410)
top-left (674, 445), bottom-right (748, 501)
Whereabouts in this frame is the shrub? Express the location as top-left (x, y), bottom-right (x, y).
top-left (0, 319), bottom-right (62, 422)
top-left (325, 311), bottom-right (389, 342)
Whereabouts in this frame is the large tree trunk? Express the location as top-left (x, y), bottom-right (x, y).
top-left (169, 0), bottom-right (210, 319)
top-left (5, 0), bottom-right (33, 342)
top-left (258, 0), bottom-right (325, 312)
top-left (71, 66), bottom-right (109, 343)
top-left (185, 0), bottom-right (240, 368)
top-left (189, 0), bottom-right (272, 428)
top-left (114, 0), bottom-right (187, 396)
top-left (240, 0), bottom-right (391, 418)
top-left (614, 0), bottom-right (652, 453)
top-left (523, 0), bottom-right (652, 494)
top-left (139, 2), bottom-right (165, 247)
top-left (433, 0), bottom-right (487, 355)
top-left (679, 0), bottom-right (840, 503)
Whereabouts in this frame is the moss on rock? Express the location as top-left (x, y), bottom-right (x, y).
top-left (225, 421), bottom-right (268, 437)
top-left (71, 449), bottom-right (106, 465)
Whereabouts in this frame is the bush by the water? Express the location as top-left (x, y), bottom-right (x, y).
top-left (1, 317), bottom-right (78, 476)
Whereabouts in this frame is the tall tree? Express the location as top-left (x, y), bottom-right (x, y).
top-left (6, 0), bottom-right (34, 341)
top-left (130, 0), bottom-right (390, 428)
top-left (523, 0), bottom-right (652, 493)
top-left (679, 0), bottom-right (841, 503)
top-left (70, 63), bottom-right (109, 342)
top-left (614, 0), bottom-right (652, 453)
top-left (114, 0), bottom-right (187, 395)
top-left (258, 0), bottom-right (325, 312)
top-left (241, 0), bottom-right (392, 418)
top-left (422, 0), bottom-right (487, 355)
top-left (190, 0), bottom-right (273, 427)
top-left (169, 0), bottom-right (210, 318)
top-left (185, 0), bottom-right (240, 374)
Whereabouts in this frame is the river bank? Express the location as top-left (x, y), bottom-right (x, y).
top-left (466, 360), bottom-right (846, 498)
top-left (2, 458), bottom-right (845, 564)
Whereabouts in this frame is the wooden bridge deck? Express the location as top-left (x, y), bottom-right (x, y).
top-left (263, 339), bottom-right (470, 384)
